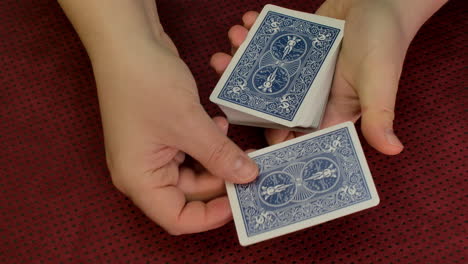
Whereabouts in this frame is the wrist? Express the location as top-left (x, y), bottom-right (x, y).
top-left (59, 0), bottom-right (167, 63)
top-left (383, 0), bottom-right (448, 42)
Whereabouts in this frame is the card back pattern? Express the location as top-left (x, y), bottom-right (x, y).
top-left (235, 127), bottom-right (374, 236)
top-left (217, 11), bottom-right (341, 121)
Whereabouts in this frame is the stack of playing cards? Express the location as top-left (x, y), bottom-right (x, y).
top-left (210, 5), bottom-right (345, 131)
top-left (226, 122), bottom-right (380, 246)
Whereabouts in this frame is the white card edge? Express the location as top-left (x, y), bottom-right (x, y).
top-left (239, 195), bottom-right (379, 246)
top-left (225, 180), bottom-right (250, 246)
top-left (346, 120), bottom-right (380, 207)
top-left (295, 40), bottom-right (342, 127)
top-left (248, 121), bottom-right (352, 157)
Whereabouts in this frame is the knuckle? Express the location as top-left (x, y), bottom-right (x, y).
top-left (178, 103), bottom-right (203, 124)
top-left (207, 140), bottom-right (231, 165)
top-left (163, 219), bottom-right (187, 236)
top-left (109, 170), bottom-right (130, 196)
top-left (361, 106), bottom-right (395, 121)
top-left (228, 25), bottom-right (241, 38)
top-left (105, 154), bottom-right (132, 196)
top-left (110, 175), bottom-right (126, 195)
top-left (165, 227), bottom-right (183, 236)
top-left (377, 108), bottom-right (395, 122)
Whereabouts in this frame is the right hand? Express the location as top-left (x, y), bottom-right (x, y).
top-left (91, 27), bottom-right (258, 235)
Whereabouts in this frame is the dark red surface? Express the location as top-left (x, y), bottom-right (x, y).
top-left (0, 0), bottom-right (466, 263)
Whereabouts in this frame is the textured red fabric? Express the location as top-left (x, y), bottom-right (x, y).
top-left (0, 0), bottom-right (466, 263)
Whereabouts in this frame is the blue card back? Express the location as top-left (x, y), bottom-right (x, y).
top-left (216, 11), bottom-right (341, 121)
top-left (234, 126), bottom-right (376, 237)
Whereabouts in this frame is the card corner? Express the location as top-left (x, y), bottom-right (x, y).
top-left (208, 92), bottom-right (219, 103)
top-left (238, 238), bottom-right (251, 247)
top-left (371, 195), bottom-right (381, 207)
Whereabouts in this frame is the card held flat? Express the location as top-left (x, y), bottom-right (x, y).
top-left (210, 5), bottom-right (344, 129)
top-left (226, 122), bottom-right (379, 246)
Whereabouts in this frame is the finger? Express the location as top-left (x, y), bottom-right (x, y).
top-left (358, 49), bottom-right (404, 155)
top-left (320, 97), bottom-right (361, 129)
top-left (188, 116), bottom-right (230, 172)
top-left (245, 149), bottom-right (256, 154)
top-left (242, 11), bottom-right (259, 29)
top-left (228, 25), bottom-right (248, 54)
top-left (177, 116), bottom-right (229, 201)
top-left (177, 116), bottom-right (233, 166)
top-left (319, 64), bottom-right (361, 129)
top-left (212, 116), bottom-right (229, 135)
top-left (210, 52), bottom-right (233, 75)
top-left (176, 196), bottom-right (232, 234)
top-left (315, 1), bottom-right (347, 18)
top-left (177, 107), bottom-right (258, 183)
top-left (177, 167), bottom-right (225, 201)
top-left (293, 131), bottom-right (307, 138)
top-left (134, 185), bottom-right (232, 235)
top-left (264, 129), bottom-right (295, 145)
top-left (195, 116), bottom-right (252, 193)
top-left (210, 12), bottom-right (259, 75)
top-left (174, 151), bottom-right (186, 164)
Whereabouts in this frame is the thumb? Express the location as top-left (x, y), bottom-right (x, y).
top-left (358, 49), bottom-right (405, 155)
top-left (176, 106), bottom-right (258, 183)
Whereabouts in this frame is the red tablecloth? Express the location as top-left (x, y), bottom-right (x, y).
top-left (0, 0), bottom-right (466, 263)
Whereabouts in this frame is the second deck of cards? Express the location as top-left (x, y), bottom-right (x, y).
top-left (226, 122), bottom-right (379, 246)
top-left (210, 5), bottom-right (345, 130)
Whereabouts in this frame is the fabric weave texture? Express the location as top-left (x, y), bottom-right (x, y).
top-left (0, 0), bottom-right (465, 263)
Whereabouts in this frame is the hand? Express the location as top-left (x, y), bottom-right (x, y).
top-left (91, 30), bottom-right (258, 235)
top-left (211, 0), bottom-right (442, 155)
top-left (59, 0), bottom-right (259, 236)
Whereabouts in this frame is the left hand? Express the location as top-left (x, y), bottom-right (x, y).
top-left (210, 0), bottom-right (417, 155)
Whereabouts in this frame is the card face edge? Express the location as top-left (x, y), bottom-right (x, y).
top-left (225, 181), bottom-right (250, 246)
top-left (345, 121), bottom-right (380, 207)
top-left (264, 4), bottom-right (345, 28)
top-left (239, 192), bottom-right (380, 246)
top-left (247, 121), bottom-right (353, 158)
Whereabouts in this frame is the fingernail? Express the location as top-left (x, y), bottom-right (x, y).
top-left (233, 155), bottom-right (258, 182)
top-left (174, 152), bottom-right (186, 164)
top-left (385, 128), bottom-right (404, 148)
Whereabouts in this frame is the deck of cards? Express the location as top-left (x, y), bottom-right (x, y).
top-left (210, 5), bottom-right (345, 131)
top-left (226, 122), bottom-right (380, 246)
top-left (209, 4), bottom-right (379, 246)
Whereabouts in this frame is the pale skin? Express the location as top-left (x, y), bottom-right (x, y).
top-left (58, 0), bottom-right (447, 234)
top-left (212, 0), bottom-right (448, 155)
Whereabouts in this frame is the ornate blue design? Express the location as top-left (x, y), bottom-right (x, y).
top-left (258, 172), bottom-right (296, 206)
top-left (270, 34), bottom-right (307, 62)
top-left (302, 157), bottom-right (339, 192)
top-left (218, 11), bottom-right (341, 121)
top-left (234, 127), bottom-right (374, 237)
top-left (253, 65), bottom-right (289, 94)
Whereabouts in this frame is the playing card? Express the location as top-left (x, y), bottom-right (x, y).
top-left (226, 122), bottom-right (379, 246)
top-left (210, 5), bottom-right (344, 128)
